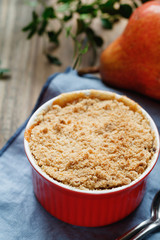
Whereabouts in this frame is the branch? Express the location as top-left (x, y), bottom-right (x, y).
top-left (78, 66), bottom-right (100, 76)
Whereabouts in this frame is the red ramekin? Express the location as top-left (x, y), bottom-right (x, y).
top-left (24, 90), bottom-right (160, 227)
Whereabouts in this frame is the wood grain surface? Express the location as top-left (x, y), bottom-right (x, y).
top-left (0, 0), bottom-right (127, 149)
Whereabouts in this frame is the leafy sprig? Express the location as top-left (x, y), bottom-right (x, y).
top-left (22, 0), bottom-right (142, 67)
top-left (0, 61), bottom-right (10, 79)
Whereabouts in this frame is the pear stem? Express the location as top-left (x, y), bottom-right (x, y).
top-left (78, 66), bottom-right (100, 76)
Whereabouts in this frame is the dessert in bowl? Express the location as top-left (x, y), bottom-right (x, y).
top-left (24, 90), bottom-right (159, 227)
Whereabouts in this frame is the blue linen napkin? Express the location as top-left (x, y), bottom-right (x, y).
top-left (0, 67), bottom-right (160, 240)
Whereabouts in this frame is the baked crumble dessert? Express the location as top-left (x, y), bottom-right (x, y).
top-left (25, 90), bottom-right (156, 190)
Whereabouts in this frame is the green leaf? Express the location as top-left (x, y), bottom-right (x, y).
top-left (63, 13), bottom-right (72, 22)
top-left (22, 10), bottom-right (40, 38)
top-left (86, 27), bottom-right (94, 39)
top-left (46, 54), bottom-right (62, 65)
top-left (76, 19), bottom-right (88, 35)
top-left (47, 29), bottom-right (62, 44)
top-left (79, 14), bottom-right (90, 20)
top-left (38, 20), bottom-right (48, 35)
top-left (32, 10), bottom-right (38, 21)
top-left (48, 31), bottom-right (59, 44)
top-left (79, 44), bottom-right (89, 55)
top-left (93, 35), bottom-right (103, 47)
top-left (99, 0), bottom-right (119, 15)
top-left (85, 27), bottom-right (103, 48)
top-left (57, 3), bottom-right (70, 12)
top-left (77, 5), bottom-right (97, 17)
top-left (42, 7), bottom-right (56, 19)
top-left (0, 61), bottom-right (10, 75)
top-left (27, 27), bottom-right (37, 39)
top-left (65, 26), bottom-right (72, 37)
top-left (101, 18), bottom-right (113, 29)
top-left (0, 68), bottom-right (10, 79)
top-left (119, 4), bottom-right (133, 18)
top-left (22, 22), bottom-right (34, 32)
top-left (132, 1), bottom-right (139, 8)
top-left (0, 68), bottom-right (10, 74)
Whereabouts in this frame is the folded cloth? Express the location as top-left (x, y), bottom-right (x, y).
top-left (0, 68), bottom-right (160, 240)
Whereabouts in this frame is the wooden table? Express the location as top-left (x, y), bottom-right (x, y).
top-left (0, 0), bottom-right (127, 149)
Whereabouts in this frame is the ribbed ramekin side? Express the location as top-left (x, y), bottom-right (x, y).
top-left (31, 167), bottom-right (147, 227)
top-left (108, 178), bottom-right (147, 224)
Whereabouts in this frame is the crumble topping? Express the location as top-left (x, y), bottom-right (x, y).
top-left (26, 93), bottom-right (156, 190)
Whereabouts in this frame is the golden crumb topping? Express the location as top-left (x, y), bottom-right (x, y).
top-left (27, 95), bottom-right (156, 190)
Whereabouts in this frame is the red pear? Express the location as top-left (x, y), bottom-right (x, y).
top-left (100, 1), bottom-right (160, 100)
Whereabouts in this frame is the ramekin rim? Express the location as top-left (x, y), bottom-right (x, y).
top-left (24, 89), bottom-right (160, 195)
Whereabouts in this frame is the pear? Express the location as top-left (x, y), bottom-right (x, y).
top-left (100, 1), bottom-right (160, 100)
